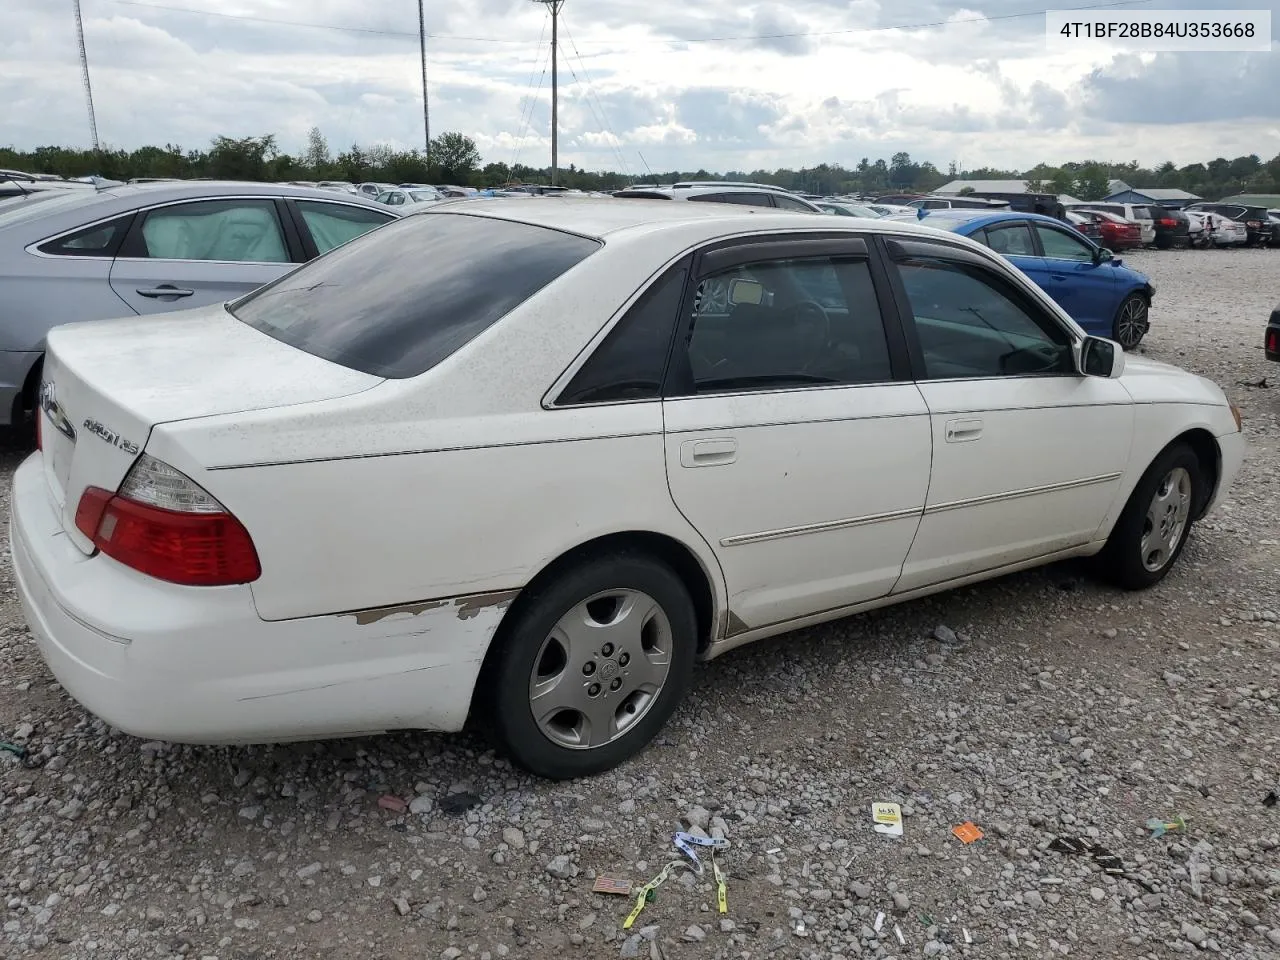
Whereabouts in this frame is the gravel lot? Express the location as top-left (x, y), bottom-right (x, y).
top-left (2, 247), bottom-right (1278, 960)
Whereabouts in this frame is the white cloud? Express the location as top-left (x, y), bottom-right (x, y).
top-left (4, 0), bottom-right (1279, 172)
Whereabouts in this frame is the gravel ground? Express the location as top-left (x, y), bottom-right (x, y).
top-left (1, 247), bottom-right (1278, 960)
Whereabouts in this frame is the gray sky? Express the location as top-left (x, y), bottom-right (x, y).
top-left (4, 0), bottom-right (1278, 173)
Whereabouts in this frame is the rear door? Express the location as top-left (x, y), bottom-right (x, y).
top-left (661, 235), bottom-right (932, 632)
top-left (108, 197), bottom-right (299, 315)
top-left (1030, 221), bottom-right (1116, 336)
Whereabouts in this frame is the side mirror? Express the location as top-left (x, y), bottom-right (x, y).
top-left (727, 278), bottom-right (765, 306)
top-left (1079, 336), bottom-right (1126, 377)
top-left (1092, 246), bottom-right (1113, 264)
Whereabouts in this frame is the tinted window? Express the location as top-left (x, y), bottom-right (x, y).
top-left (773, 194), bottom-right (815, 211)
top-left (231, 214), bottom-right (599, 379)
top-left (296, 200), bottom-right (393, 254)
top-left (1035, 224), bottom-right (1094, 261)
top-left (688, 192), bottom-right (770, 206)
top-left (981, 222), bottom-right (1035, 256)
top-left (37, 214), bottom-right (133, 257)
top-left (558, 264), bottom-right (687, 405)
top-left (896, 257), bottom-right (1073, 379)
top-left (1131, 206), bottom-right (1153, 220)
top-left (136, 199), bottom-right (288, 262)
top-left (682, 257), bottom-right (892, 393)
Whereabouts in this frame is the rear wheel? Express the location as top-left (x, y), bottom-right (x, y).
top-left (1112, 293), bottom-right (1149, 349)
top-left (481, 551), bottom-right (697, 779)
top-left (1094, 443), bottom-right (1201, 590)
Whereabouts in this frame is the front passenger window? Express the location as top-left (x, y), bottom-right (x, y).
top-left (896, 258), bottom-right (1073, 380)
top-left (1034, 224), bottom-right (1094, 262)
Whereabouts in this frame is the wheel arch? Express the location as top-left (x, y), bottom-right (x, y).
top-left (1174, 427), bottom-right (1221, 519)
top-left (466, 530), bottom-right (721, 723)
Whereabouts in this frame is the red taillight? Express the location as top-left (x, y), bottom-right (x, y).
top-left (1160, 218), bottom-right (1176, 227)
top-left (1268, 328), bottom-right (1279, 353)
top-left (75, 467), bottom-right (261, 586)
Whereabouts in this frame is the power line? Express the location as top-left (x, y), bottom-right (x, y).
top-left (106, 0), bottom-right (1150, 46)
top-left (512, 45), bottom-right (552, 171)
top-left (559, 14), bottom-right (629, 175)
top-left (511, 14), bottom-right (551, 170)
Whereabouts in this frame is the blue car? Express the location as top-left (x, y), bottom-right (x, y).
top-left (888, 209), bottom-right (1155, 349)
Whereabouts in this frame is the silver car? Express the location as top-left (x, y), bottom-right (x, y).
top-left (0, 181), bottom-right (399, 428)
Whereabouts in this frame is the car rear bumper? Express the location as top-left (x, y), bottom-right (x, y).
top-left (10, 455), bottom-right (500, 744)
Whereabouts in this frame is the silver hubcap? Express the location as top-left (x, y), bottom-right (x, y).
top-left (1140, 467), bottom-right (1192, 572)
top-left (1117, 298), bottom-right (1148, 348)
top-left (529, 590), bottom-right (673, 750)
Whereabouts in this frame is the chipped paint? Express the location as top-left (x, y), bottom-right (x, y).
top-left (725, 610), bottom-right (751, 637)
top-left (344, 600), bottom-right (447, 626)
top-left (454, 589), bottom-right (520, 621)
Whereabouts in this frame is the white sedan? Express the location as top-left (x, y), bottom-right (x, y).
top-left (12, 200), bottom-right (1245, 779)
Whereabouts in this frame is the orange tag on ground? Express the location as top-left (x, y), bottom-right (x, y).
top-left (952, 822), bottom-right (984, 844)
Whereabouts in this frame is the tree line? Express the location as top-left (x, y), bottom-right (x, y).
top-left (4, 127), bottom-right (1280, 202)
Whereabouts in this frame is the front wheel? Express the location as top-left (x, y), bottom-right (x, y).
top-left (1094, 443), bottom-right (1202, 590)
top-left (481, 552), bottom-right (697, 779)
top-left (1113, 293), bottom-right (1149, 349)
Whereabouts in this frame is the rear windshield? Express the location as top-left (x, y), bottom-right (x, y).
top-left (230, 213), bottom-right (600, 378)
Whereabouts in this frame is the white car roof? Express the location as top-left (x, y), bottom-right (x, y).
top-left (413, 196), bottom-right (943, 244)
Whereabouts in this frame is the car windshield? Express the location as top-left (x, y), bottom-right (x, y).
top-left (230, 213), bottom-right (600, 379)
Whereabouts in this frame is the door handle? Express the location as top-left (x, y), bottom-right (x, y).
top-left (944, 418), bottom-right (983, 443)
top-left (1050, 273), bottom-right (1068, 281)
top-left (136, 285), bottom-right (195, 299)
top-left (679, 438), bottom-right (738, 468)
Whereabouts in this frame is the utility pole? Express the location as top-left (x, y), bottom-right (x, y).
top-left (72, 0), bottom-right (100, 151)
top-left (418, 0), bottom-right (430, 162)
top-left (531, 0), bottom-right (563, 185)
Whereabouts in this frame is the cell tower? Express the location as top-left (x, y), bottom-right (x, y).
top-left (73, 0), bottom-right (101, 151)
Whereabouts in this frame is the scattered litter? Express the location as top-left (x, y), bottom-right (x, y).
top-left (893, 924), bottom-right (906, 945)
top-left (1048, 836), bottom-right (1125, 874)
top-left (593, 875), bottom-right (633, 896)
top-left (920, 913), bottom-right (934, 926)
top-left (1263, 790), bottom-right (1277, 808)
top-left (872, 802), bottom-right (904, 837)
top-left (792, 920), bottom-right (808, 938)
top-left (437, 791), bottom-right (482, 815)
top-left (1145, 815), bottom-right (1187, 838)
top-left (765, 848), bottom-right (781, 855)
top-left (963, 928), bottom-right (973, 945)
top-left (0, 741), bottom-right (44, 769)
top-left (377, 795), bottom-right (408, 814)
top-left (622, 860), bottom-right (689, 929)
top-left (952, 822), bottom-right (984, 844)
top-left (873, 911), bottom-right (885, 933)
top-left (673, 831), bottom-right (729, 875)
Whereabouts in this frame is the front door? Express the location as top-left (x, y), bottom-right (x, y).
top-left (661, 237), bottom-right (932, 632)
top-left (882, 237), bottom-right (1133, 592)
top-left (109, 197), bottom-right (297, 315)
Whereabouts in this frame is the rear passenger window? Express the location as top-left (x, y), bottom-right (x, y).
top-left (679, 256), bottom-right (892, 394)
top-left (37, 215), bottom-right (133, 257)
top-left (558, 264), bottom-right (687, 405)
top-left (773, 195), bottom-right (815, 211)
top-left (134, 199), bottom-right (288, 263)
top-left (981, 223), bottom-right (1035, 256)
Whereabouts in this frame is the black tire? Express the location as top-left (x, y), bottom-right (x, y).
top-left (1112, 293), bottom-right (1149, 349)
top-left (481, 551), bottom-right (697, 780)
top-left (1094, 443), bottom-right (1202, 590)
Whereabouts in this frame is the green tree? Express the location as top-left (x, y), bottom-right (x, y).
top-left (303, 126), bottom-right (330, 171)
top-left (429, 132), bottom-right (481, 181)
top-left (207, 135), bottom-right (277, 180)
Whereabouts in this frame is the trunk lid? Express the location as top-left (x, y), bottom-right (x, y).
top-left (40, 302), bottom-right (382, 553)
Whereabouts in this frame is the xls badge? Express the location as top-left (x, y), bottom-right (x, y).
top-left (37, 381), bottom-right (76, 442)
